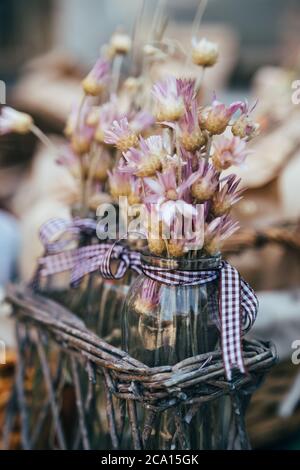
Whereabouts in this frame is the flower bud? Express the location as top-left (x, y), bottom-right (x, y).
top-left (180, 129), bottom-right (207, 152)
top-left (82, 58), bottom-right (110, 96)
top-left (117, 133), bottom-right (139, 153)
top-left (167, 240), bottom-right (185, 258)
top-left (135, 154), bottom-right (162, 177)
top-left (192, 38), bottom-right (219, 67)
top-left (93, 156), bottom-right (112, 182)
top-left (82, 76), bottom-right (105, 97)
top-left (123, 77), bottom-right (140, 92)
top-left (143, 44), bottom-right (166, 61)
top-left (147, 218), bottom-right (166, 256)
top-left (86, 108), bottom-right (100, 127)
top-left (0, 107), bottom-right (33, 135)
top-left (211, 196), bottom-right (231, 217)
top-left (212, 136), bottom-right (249, 171)
top-left (148, 237), bottom-right (166, 256)
top-left (134, 296), bottom-right (154, 315)
top-left (204, 108), bottom-right (230, 135)
top-left (88, 193), bottom-right (112, 211)
top-left (109, 170), bottom-right (132, 199)
top-left (110, 32), bottom-right (132, 55)
top-left (204, 238), bottom-right (220, 255)
top-left (104, 117), bottom-right (139, 152)
top-left (191, 179), bottom-right (216, 202)
top-left (71, 135), bottom-right (92, 156)
top-left (231, 115), bottom-right (260, 140)
top-left (128, 192), bottom-right (141, 205)
top-left (152, 77), bottom-right (185, 122)
top-left (94, 127), bottom-right (105, 144)
top-left (156, 101), bottom-right (185, 123)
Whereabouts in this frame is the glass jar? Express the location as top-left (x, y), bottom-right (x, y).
top-left (122, 252), bottom-right (233, 450)
top-left (32, 226), bottom-right (136, 448)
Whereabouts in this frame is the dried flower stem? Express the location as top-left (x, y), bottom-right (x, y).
top-left (185, 0), bottom-right (208, 69)
top-left (149, 0), bottom-right (168, 43)
top-left (205, 134), bottom-right (213, 162)
top-left (195, 66), bottom-right (206, 96)
top-left (175, 127), bottom-right (182, 184)
top-left (30, 125), bottom-right (58, 153)
top-left (111, 55), bottom-right (124, 95)
top-left (80, 155), bottom-right (88, 215)
top-left (130, 0), bottom-right (147, 74)
top-left (86, 143), bottom-right (101, 200)
top-left (75, 94), bottom-right (90, 215)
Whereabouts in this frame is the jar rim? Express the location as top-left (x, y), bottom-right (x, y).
top-left (141, 251), bottom-right (222, 271)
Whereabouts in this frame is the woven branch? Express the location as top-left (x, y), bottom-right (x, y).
top-left (223, 220), bottom-right (300, 254)
top-left (6, 284), bottom-right (276, 412)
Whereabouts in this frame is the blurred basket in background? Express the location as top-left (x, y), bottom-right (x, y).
top-left (223, 219), bottom-right (300, 449)
top-left (0, 350), bottom-right (20, 449)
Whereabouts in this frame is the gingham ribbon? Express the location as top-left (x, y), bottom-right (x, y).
top-left (39, 217), bottom-right (98, 253)
top-left (37, 218), bottom-right (258, 380)
top-left (141, 260), bottom-right (258, 381)
top-left (98, 241), bottom-right (141, 280)
top-left (38, 218), bottom-right (142, 287)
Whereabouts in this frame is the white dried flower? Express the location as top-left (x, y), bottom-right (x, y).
top-left (110, 32), bottom-right (132, 55)
top-left (191, 38), bottom-right (219, 67)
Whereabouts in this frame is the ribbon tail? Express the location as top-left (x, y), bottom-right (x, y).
top-left (220, 262), bottom-right (245, 381)
top-left (240, 279), bottom-right (259, 333)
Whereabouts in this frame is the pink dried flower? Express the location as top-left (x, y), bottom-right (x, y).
top-left (186, 159), bottom-right (219, 202)
top-left (82, 58), bottom-right (110, 96)
top-left (129, 110), bottom-right (155, 134)
top-left (65, 99), bottom-right (95, 155)
top-left (179, 99), bottom-right (207, 152)
top-left (203, 96), bottom-right (245, 135)
top-left (104, 117), bottom-right (138, 152)
top-left (176, 78), bottom-right (196, 106)
top-left (231, 100), bottom-right (260, 140)
top-left (204, 215), bottom-right (239, 254)
top-left (0, 107), bottom-right (33, 135)
top-left (212, 135), bottom-right (250, 170)
top-left (170, 203), bottom-right (205, 254)
top-left (134, 278), bottom-right (161, 314)
top-left (212, 175), bottom-right (243, 216)
top-left (108, 169), bottom-right (142, 204)
top-left (91, 98), bottom-right (119, 143)
top-left (152, 76), bottom-right (185, 122)
top-left (128, 177), bottom-right (144, 205)
top-left (121, 135), bottom-right (165, 177)
top-left (108, 168), bottom-right (132, 199)
top-left (144, 167), bottom-right (196, 226)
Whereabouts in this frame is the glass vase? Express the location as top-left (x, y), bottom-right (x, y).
top-left (32, 232), bottom-right (135, 448)
top-left (122, 252), bottom-right (233, 450)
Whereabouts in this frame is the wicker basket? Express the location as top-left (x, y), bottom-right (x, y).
top-left (0, 350), bottom-right (20, 449)
top-left (1, 283), bottom-right (275, 450)
top-left (3, 219), bottom-right (299, 449)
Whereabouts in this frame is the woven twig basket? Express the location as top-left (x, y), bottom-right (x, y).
top-left (3, 219), bottom-right (299, 449)
top-left (1, 283), bottom-right (276, 450)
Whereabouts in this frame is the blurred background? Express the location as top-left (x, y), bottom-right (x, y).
top-left (1, 0), bottom-right (300, 450)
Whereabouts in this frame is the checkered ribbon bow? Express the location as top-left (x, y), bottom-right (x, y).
top-left (37, 218), bottom-right (142, 287)
top-left (39, 217), bottom-right (98, 253)
top-left (37, 218), bottom-right (258, 381)
top-left (141, 260), bottom-right (258, 381)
